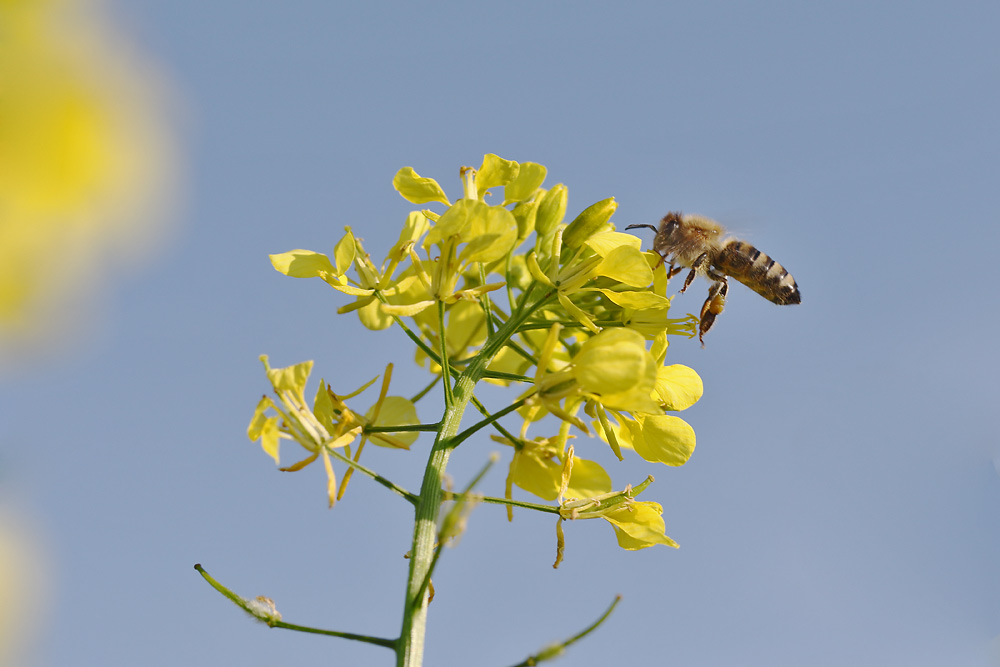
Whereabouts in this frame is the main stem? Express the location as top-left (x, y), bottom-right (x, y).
top-left (395, 295), bottom-right (549, 667)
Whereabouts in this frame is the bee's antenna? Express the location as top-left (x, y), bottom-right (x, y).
top-left (625, 224), bottom-right (658, 233)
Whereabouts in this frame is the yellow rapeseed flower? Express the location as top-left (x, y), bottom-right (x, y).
top-left (248, 356), bottom-right (417, 506)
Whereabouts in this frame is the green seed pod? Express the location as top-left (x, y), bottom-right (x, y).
top-left (562, 197), bottom-right (617, 248)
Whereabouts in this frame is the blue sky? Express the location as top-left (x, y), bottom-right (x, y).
top-left (3, 1), bottom-right (999, 665)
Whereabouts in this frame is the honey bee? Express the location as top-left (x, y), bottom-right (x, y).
top-left (627, 212), bottom-right (800, 345)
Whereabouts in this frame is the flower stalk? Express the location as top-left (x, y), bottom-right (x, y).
top-left (207, 155), bottom-right (706, 666)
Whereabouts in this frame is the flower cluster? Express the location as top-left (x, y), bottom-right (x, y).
top-left (248, 356), bottom-right (418, 507)
top-left (250, 154), bottom-right (704, 550)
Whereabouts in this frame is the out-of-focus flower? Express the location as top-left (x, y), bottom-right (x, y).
top-left (0, 0), bottom-right (175, 360)
top-left (0, 510), bottom-right (49, 666)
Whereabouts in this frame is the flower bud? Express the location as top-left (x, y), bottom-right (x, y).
top-left (534, 184), bottom-right (567, 237)
top-left (512, 199), bottom-right (539, 243)
top-left (562, 197), bottom-right (617, 248)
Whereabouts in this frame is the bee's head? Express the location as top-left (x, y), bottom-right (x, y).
top-left (659, 212), bottom-right (684, 241)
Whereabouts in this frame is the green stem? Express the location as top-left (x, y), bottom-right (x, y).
top-left (413, 455), bottom-right (497, 607)
top-left (397, 293), bottom-right (553, 667)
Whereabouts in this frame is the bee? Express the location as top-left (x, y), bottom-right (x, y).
top-left (627, 212), bottom-right (800, 345)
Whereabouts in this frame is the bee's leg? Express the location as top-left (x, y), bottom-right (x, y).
top-left (667, 262), bottom-right (683, 279)
top-left (680, 268), bottom-right (696, 293)
top-left (698, 278), bottom-right (728, 346)
top-left (680, 252), bottom-right (709, 293)
top-left (647, 249), bottom-right (672, 272)
top-left (706, 266), bottom-right (727, 282)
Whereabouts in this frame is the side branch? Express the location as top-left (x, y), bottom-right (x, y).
top-left (441, 491), bottom-right (561, 515)
top-left (503, 595), bottom-right (622, 667)
top-left (470, 395), bottom-right (524, 447)
top-left (326, 447), bottom-right (419, 504)
top-left (364, 423), bottom-right (442, 434)
top-left (448, 398), bottom-right (527, 450)
top-left (194, 564), bottom-right (398, 650)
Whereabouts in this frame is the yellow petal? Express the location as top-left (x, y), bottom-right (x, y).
top-left (333, 231), bottom-right (356, 275)
top-left (592, 288), bottom-right (671, 310)
top-left (327, 426), bottom-right (364, 450)
top-left (655, 365), bottom-right (703, 411)
top-left (484, 345), bottom-right (532, 386)
top-left (444, 299), bottom-right (488, 357)
top-left (269, 250), bottom-right (337, 279)
top-left (386, 211), bottom-right (431, 262)
top-left (358, 298), bottom-right (395, 330)
top-left (475, 153), bottom-right (519, 195)
top-left (265, 359), bottom-right (313, 397)
top-left (565, 457), bottom-right (613, 499)
top-left (380, 300), bottom-right (435, 317)
top-left (460, 206), bottom-right (518, 264)
top-left (604, 502), bottom-right (679, 550)
top-left (392, 167), bottom-right (451, 206)
top-left (247, 395), bottom-right (274, 440)
top-left (595, 245), bottom-right (654, 287)
top-left (365, 396), bottom-right (419, 448)
top-left (582, 230), bottom-right (641, 256)
top-left (504, 162), bottom-right (547, 204)
top-left (511, 451), bottom-right (562, 501)
top-left (627, 415), bottom-right (696, 466)
top-left (512, 199), bottom-right (540, 242)
top-left (259, 417), bottom-right (281, 465)
top-left (599, 389), bottom-right (662, 415)
top-left (424, 198), bottom-right (482, 247)
top-left (311, 381), bottom-right (336, 431)
top-left (573, 328), bottom-right (652, 396)
top-left (330, 284), bottom-right (375, 297)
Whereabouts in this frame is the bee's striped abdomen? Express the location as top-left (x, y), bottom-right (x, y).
top-left (715, 240), bottom-right (800, 305)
